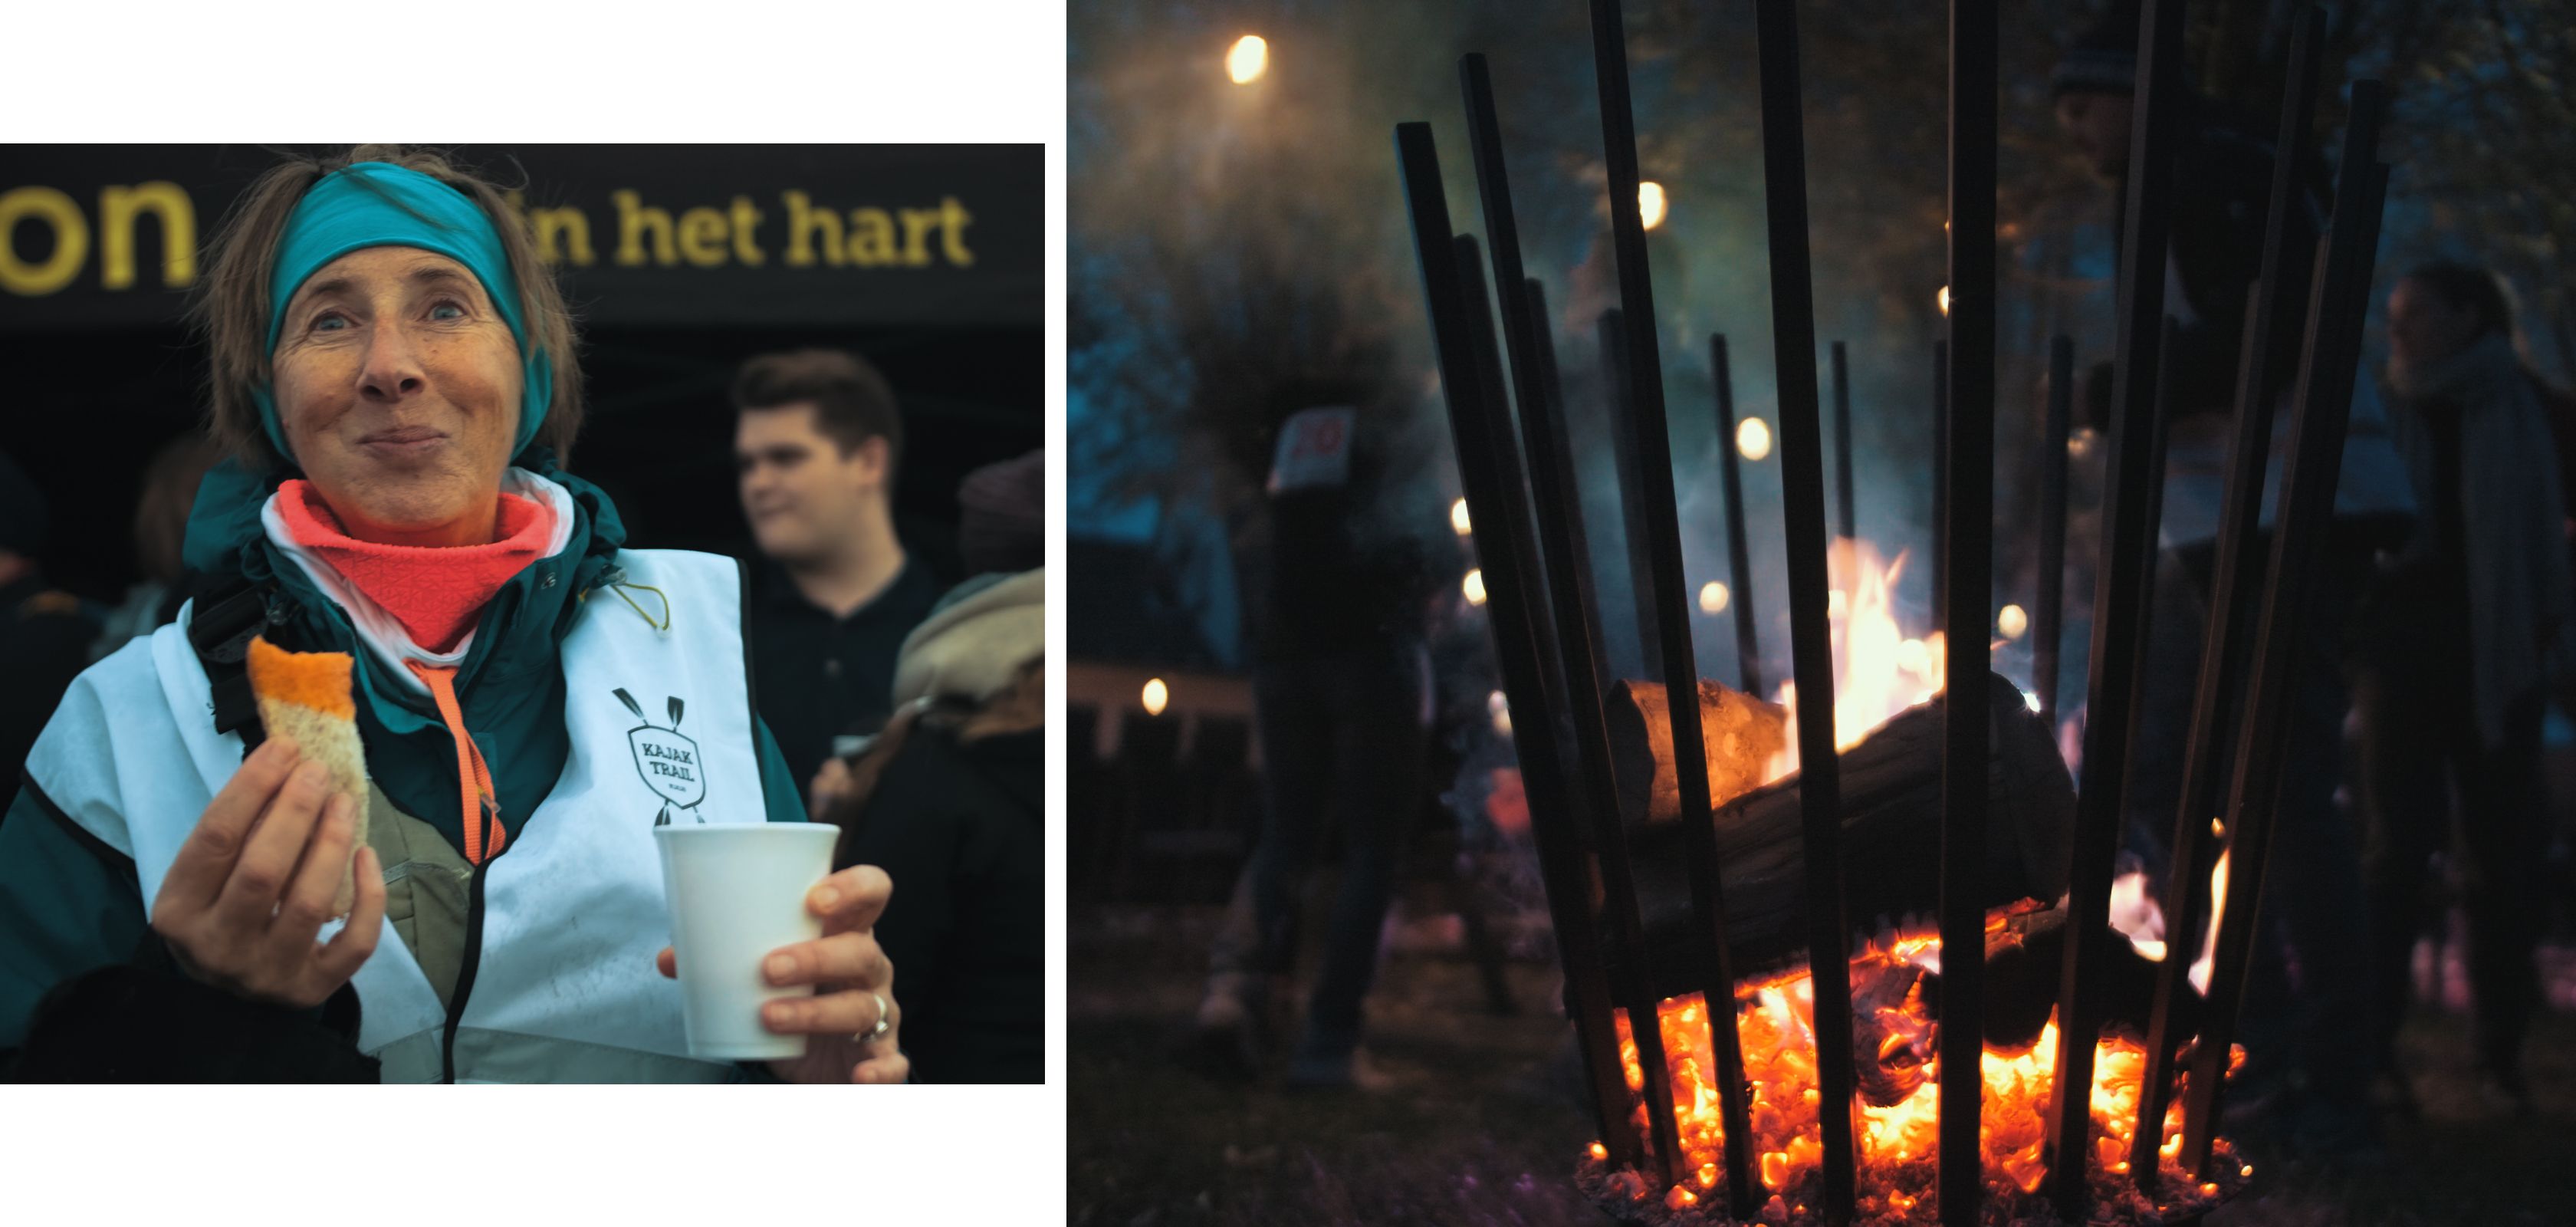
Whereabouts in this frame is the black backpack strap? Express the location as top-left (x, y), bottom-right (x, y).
top-left (185, 578), bottom-right (278, 755)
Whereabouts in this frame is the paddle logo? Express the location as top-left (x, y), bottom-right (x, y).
top-left (615, 687), bottom-right (704, 825)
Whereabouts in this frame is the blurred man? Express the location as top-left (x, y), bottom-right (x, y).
top-left (2051, 1), bottom-right (2410, 1156)
top-left (1197, 384), bottom-right (1440, 1090)
top-left (0, 451), bottom-right (101, 815)
top-left (2356, 264), bottom-right (2574, 1116)
top-left (734, 349), bottom-right (941, 804)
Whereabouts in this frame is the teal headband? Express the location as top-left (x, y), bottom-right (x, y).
top-left (251, 161), bottom-right (553, 462)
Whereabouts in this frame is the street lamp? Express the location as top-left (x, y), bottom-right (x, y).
top-left (1227, 35), bottom-right (1268, 84)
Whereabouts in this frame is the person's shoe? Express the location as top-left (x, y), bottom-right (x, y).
top-left (1191, 973), bottom-right (1271, 1080)
top-left (1285, 1042), bottom-right (1397, 1093)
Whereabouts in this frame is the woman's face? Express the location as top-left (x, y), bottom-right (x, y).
top-left (2387, 277), bottom-right (2485, 370)
top-left (271, 246), bottom-right (521, 543)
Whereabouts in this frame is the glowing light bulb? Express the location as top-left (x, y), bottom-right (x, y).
top-left (1699, 581), bottom-right (1729, 614)
top-left (1488, 689), bottom-right (1512, 736)
top-left (1463, 569), bottom-right (1487, 606)
top-left (1737, 416), bottom-right (1773, 462)
top-left (1937, 285), bottom-right (1951, 315)
top-left (1451, 497), bottom-right (1471, 535)
top-left (1997, 603), bottom-right (2029, 639)
top-left (1638, 181), bottom-right (1668, 230)
top-left (1226, 35), bottom-right (1268, 84)
top-left (1141, 678), bottom-right (1169, 717)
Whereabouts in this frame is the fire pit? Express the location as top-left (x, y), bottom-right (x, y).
top-left (1574, 946), bottom-right (2252, 1226)
top-left (1394, 1), bottom-right (2390, 1224)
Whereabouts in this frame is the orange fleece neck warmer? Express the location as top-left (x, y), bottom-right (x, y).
top-left (277, 479), bottom-right (554, 653)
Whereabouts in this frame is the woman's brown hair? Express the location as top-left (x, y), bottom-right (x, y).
top-left (187, 145), bottom-right (584, 472)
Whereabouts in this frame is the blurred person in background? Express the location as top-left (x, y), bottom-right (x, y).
top-left (813, 449), bottom-right (1044, 1083)
top-left (735, 349), bottom-right (941, 808)
top-left (89, 431), bottom-right (226, 661)
top-left (1, 450), bottom-right (104, 810)
top-left (1196, 382), bottom-right (1439, 1090)
top-left (2352, 262), bottom-right (2576, 1117)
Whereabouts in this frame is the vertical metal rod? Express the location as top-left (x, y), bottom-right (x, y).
top-left (1584, 2), bottom-right (1762, 1211)
top-left (1453, 233), bottom-right (1636, 1169)
top-left (2183, 87), bottom-right (2390, 1175)
top-left (2045, 0), bottom-right (2187, 1211)
top-left (1832, 340), bottom-right (1856, 541)
top-left (2135, 5), bottom-right (2328, 1183)
top-left (1393, 123), bottom-right (1687, 1183)
top-left (1455, 52), bottom-right (1641, 1169)
top-left (1528, 281), bottom-right (1618, 696)
top-left (1937, 5), bottom-right (1996, 1220)
top-left (1748, 2), bottom-right (1858, 1219)
top-left (1934, 340), bottom-right (1952, 629)
top-left (1712, 334), bottom-right (1765, 697)
top-left (2034, 336), bottom-right (2074, 734)
top-left (1598, 309), bottom-right (1666, 683)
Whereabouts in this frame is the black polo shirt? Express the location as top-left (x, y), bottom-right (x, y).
top-left (748, 557), bottom-right (943, 802)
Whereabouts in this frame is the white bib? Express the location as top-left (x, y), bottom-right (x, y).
top-left (25, 548), bottom-right (774, 1083)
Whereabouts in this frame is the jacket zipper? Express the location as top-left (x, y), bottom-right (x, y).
top-left (440, 854), bottom-right (493, 1084)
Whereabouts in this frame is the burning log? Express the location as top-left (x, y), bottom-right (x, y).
top-left (1602, 671), bottom-right (2180, 1047)
top-left (1608, 672), bottom-right (2071, 971)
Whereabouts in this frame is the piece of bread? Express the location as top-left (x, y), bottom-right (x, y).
top-left (245, 636), bottom-right (370, 916)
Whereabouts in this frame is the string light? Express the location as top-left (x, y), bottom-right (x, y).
top-left (1737, 416), bottom-right (1773, 462)
top-left (1142, 678), bottom-right (1169, 716)
top-left (1226, 35), bottom-right (1268, 84)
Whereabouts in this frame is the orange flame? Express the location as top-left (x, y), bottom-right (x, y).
top-left (1766, 541), bottom-right (1946, 780)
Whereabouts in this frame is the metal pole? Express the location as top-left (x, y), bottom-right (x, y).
top-left (2045, 0), bottom-right (2187, 1211)
top-left (2135, 5), bottom-right (2329, 1184)
top-left (2183, 84), bottom-right (2390, 1176)
top-left (1393, 123), bottom-right (1687, 1183)
top-left (1832, 340), bottom-right (1856, 541)
top-left (1528, 280), bottom-right (1618, 696)
top-left (2034, 336), bottom-right (2073, 734)
top-left (1938, 5), bottom-right (1996, 1220)
top-left (1582, 4), bottom-right (1762, 1212)
top-left (1712, 334), bottom-right (1765, 697)
top-left (1934, 340), bottom-right (1952, 629)
top-left (1598, 309), bottom-right (1666, 684)
top-left (1749, 2), bottom-right (1858, 1219)
top-left (1457, 51), bottom-right (1655, 1172)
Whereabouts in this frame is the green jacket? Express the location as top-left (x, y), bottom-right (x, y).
top-left (0, 452), bottom-right (805, 1059)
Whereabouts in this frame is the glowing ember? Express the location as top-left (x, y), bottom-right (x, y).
top-left (1585, 928), bottom-right (2247, 1225)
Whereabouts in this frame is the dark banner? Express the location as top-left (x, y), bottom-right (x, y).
top-left (0, 144), bottom-right (1042, 331)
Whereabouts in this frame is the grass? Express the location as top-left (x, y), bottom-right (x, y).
top-left (1071, 902), bottom-right (2576, 1227)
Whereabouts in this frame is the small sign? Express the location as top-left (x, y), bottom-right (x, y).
top-left (1267, 406), bottom-right (1356, 494)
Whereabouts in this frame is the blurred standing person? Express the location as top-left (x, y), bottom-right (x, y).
top-left (0, 451), bottom-right (103, 806)
top-left (2050, 0), bottom-right (2413, 1154)
top-left (2354, 264), bottom-right (2574, 1116)
top-left (1197, 384), bottom-right (1438, 1090)
top-left (90, 431), bottom-right (225, 660)
top-left (735, 350), bottom-right (941, 807)
top-left (816, 452), bottom-right (1046, 1082)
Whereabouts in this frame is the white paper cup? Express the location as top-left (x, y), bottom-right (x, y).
top-left (655, 822), bottom-right (843, 1061)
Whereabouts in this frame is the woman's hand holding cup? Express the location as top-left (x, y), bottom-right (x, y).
top-left (150, 738), bottom-right (386, 1009)
top-left (656, 863), bottom-right (909, 1084)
